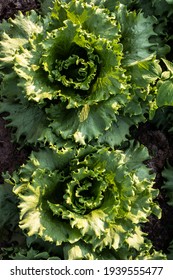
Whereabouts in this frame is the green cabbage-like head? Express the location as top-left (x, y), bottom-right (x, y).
top-left (0, 0), bottom-right (161, 146)
top-left (10, 143), bottom-right (161, 259)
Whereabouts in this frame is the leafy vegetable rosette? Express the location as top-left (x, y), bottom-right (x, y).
top-left (0, 0), bottom-right (162, 146)
top-left (5, 142), bottom-right (165, 259)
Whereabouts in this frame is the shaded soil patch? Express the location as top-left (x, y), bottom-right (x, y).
top-left (0, 114), bottom-right (30, 184)
top-left (134, 122), bottom-right (173, 253)
top-left (0, 0), bottom-right (40, 21)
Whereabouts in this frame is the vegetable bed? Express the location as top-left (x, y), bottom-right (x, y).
top-left (1, 0), bottom-right (173, 260)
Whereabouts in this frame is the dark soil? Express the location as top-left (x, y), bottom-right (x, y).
top-left (134, 123), bottom-right (173, 253)
top-left (0, 0), bottom-right (173, 257)
top-left (0, 0), bottom-right (40, 21)
top-left (0, 114), bottom-right (30, 184)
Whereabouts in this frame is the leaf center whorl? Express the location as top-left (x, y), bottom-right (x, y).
top-left (50, 44), bottom-right (100, 91)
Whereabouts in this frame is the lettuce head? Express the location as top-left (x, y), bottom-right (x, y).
top-left (0, 0), bottom-right (162, 146)
top-left (7, 143), bottom-right (163, 259)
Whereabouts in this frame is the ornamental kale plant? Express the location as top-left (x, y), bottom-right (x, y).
top-left (5, 143), bottom-right (164, 259)
top-left (0, 0), bottom-right (163, 146)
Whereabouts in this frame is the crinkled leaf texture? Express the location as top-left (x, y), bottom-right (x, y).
top-left (156, 59), bottom-right (173, 107)
top-left (63, 239), bottom-right (166, 260)
top-left (0, 0), bottom-right (161, 146)
top-left (7, 142), bottom-right (163, 259)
